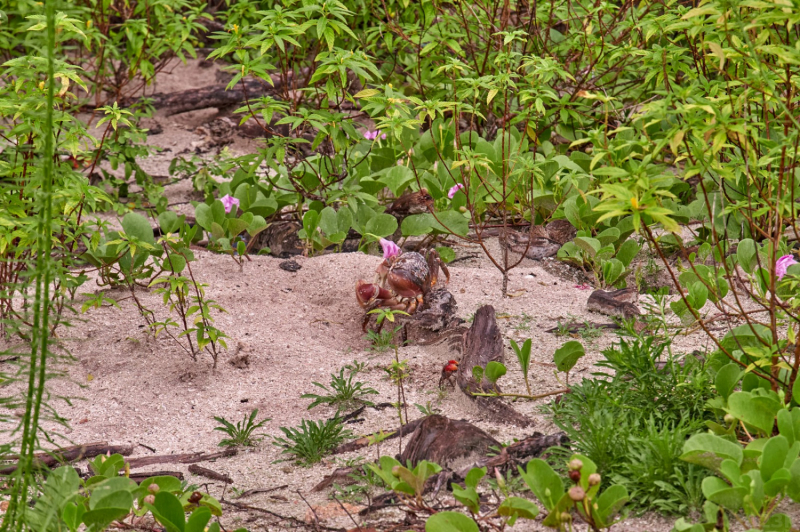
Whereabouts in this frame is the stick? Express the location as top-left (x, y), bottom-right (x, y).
top-left (0, 442), bottom-right (134, 475)
top-left (126, 448), bottom-right (237, 469)
top-left (188, 464), bottom-right (232, 484)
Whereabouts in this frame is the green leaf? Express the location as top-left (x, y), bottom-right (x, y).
top-left (122, 212), bottom-right (155, 246)
top-left (715, 363), bottom-right (742, 400)
top-left (379, 166), bottom-right (416, 196)
top-left (702, 476), bottom-right (746, 511)
top-left (518, 459), bottom-right (563, 511)
top-left (485, 361), bottom-right (507, 384)
top-left (227, 218), bottom-right (249, 238)
top-left (431, 210), bottom-right (469, 237)
top-left (615, 239), bottom-right (640, 267)
top-left (728, 391), bottom-right (780, 436)
top-left (185, 506), bottom-right (212, 532)
top-left (761, 436), bottom-right (790, 482)
top-left (147, 491), bottom-right (186, 532)
top-left (553, 341), bottom-right (585, 373)
top-left (435, 246), bottom-right (456, 263)
top-left (593, 484), bottom-right (628, 526)
top-left (425, 512), bottom-right (480, 532)
top-left (365, 213), bottom-right (398, 238)
top-left (497, 496), bottom-right (539, 520)
top-left (402, 214), bottom-right (435, 236)
top-left (737, 238), bottom-right (758, 274)
top-left (602, 258), bottom-right (624, 286)
top-left (511, 338), bottom-right (532, 379)
top-left (194, 203), bottom-right (213, 232)
top-left (574, 236), bottom-right (601, 257)
top-left (464, 467), bottom-right (486, 489)
top-left (681, 433), bottom-right (744, 473)
top-left (158, 211), bottom-right (181, 234)
top-left (162, 253), bottom-right (187, 274)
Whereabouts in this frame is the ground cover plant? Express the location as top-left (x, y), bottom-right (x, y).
top-left (3, 0), bottom-right (800, 530)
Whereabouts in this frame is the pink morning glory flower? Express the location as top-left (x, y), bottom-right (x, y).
top-left (364, 130), bottom-right (386, 141)
top-left (448, 183), bottom-right (465, 199)
top-left (776, 254), bottom-right (798, 280)
top-left (220, 194), bottom-right (240, 214)
top-left (379, 238), bottom-right (401, 260)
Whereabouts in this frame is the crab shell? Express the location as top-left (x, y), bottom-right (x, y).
top-left (385, 252), bottom-right (430, 299)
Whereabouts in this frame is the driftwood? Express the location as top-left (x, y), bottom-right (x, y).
top-left (128, 470), bottom-right (184, 483)
top-left (188, 464), bottom-right (232, 484)
top-left (457, 306), bottom-right (535, 427)
top-left (0, 442), bottom-right (134, 475)
top-left (399, 415), bottom-right (500, 469)
top-left (126, 448), bottom-right (237, 469)
top-left (331, 417), bottom-right (426, 456)
top-left (315, 415), bottom-right (567, 493)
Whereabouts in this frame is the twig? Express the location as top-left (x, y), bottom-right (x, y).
top-left (331, 494), bottom-right (362, 531)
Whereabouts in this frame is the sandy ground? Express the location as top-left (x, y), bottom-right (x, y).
top-left (0, 58), bottom-right (761, 531)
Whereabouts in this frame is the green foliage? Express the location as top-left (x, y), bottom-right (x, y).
top-left (214, 409), bottom-right (270, 447)
top-left (21, 456), bottom-right (239, 532)
top-left (301, 365), bottom-right (379, 411)
top-left (274, 418), bottom-right (353, 466)
top-left (545, 339), bottom-right (714, 514)
top-left (519, 454), bottom-right (627, 529)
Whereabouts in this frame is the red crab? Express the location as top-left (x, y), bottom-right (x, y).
top-left (439, 359), bottom-right (459, 388)
top-left (356, 239), bottom-right (450, 331)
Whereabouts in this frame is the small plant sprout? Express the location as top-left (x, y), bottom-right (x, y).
top-left (213, 409), bottom-right (270, 447)
top-left (510, 338), bottom-right (532, 395)
top-left (301, 366), bottom-right (379, 411)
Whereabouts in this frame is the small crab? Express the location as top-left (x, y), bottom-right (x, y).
top-left (356, 239), bottom-right (450, 331)
top-left (439, 359), bottom-right (459, 388)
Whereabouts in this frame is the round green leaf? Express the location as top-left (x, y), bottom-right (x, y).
top-left (122, 212), bottom-right (155, 245)
top-left (553, 341), bottom-right (585, 372)
top-left (425, 512), bottom-right (480, 532)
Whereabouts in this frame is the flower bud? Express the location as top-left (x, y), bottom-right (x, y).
top-left (391, 466), bottom-right (401, 477)
top-left (568, 459), bottom-right (583, 471)
top-left (559, 512), bottom-right (572, 522)
top-left (588, 473), bottom-right (601, 486)
top-left (459, 206), bottom-right (467, 213)
top-left (568, 470), bottom-right (581, 483)
top-left (724, 414), bottom-right (735, 424)
top-left (568, 486), bottom-right (585, 502)
top-left (143, 495), bottom-right (155, 505)
top-left (148, 483), bottom-right (160, 494)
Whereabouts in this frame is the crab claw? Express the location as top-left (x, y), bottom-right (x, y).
top-left (356, 280), bottom-right (394, 308)
top-left (387, 269), bottom-right (425, 299)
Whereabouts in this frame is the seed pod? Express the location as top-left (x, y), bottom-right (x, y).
top-left (568, 486), bottom-right (586, 502)
top-left (724, 414), bottom-right (735, 424)
top-left (188, 491), bottom-right (203, 504)
top-left (568, 459), bottom-right (583, 471)
top-left (559, 512), bottom-right (572, 523)
top-left (568, 470), bottom-right (581, 483)
top-left (588, 473), bottom-right (601, 486)
top-left (143, 495), bottom-right (155, 505)
top-left (391, 466), bottom-right (401, 477)
top-left (148, 483), bottom-right (160, 494)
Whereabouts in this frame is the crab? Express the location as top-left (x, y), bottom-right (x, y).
top-left (439, 359), bottom-right (459, 388)
top-left (356, 239), bottom-right (450, 331)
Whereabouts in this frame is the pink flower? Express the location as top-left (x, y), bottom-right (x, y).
top-left (220, 194), bottom-right (240, 214)
top-left (448, 183), bottom-right (465, 199)
top-left (379, 238), bottom-right (401, 260)
top-left (364, 130), bottom-right (386, 141)
top-left (574, 284), bottom-right (592, 290)
top-left (776, 254), bottom-right (798, 280)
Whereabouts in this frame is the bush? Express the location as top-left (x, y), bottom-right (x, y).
top-left (545, 339), bottom-right (715, 514)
